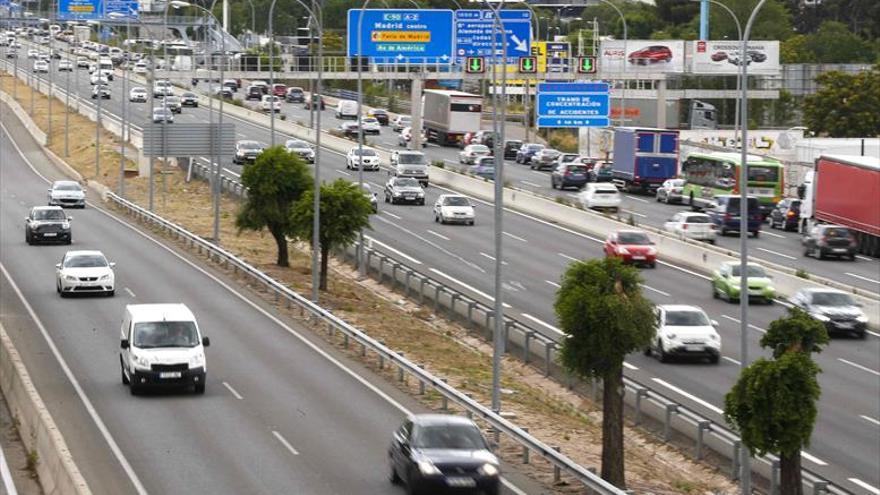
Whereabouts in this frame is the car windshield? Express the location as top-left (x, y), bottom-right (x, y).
top-left (398, 153), bottom-right (425, 165)
top-left (33, 209), bottom-right (65, 220)
top-left (747, 165), bottom-right (779, 183)
top-left (683, 215), bottom-right (711, 223)
top-left (526, 144), bottom-right (544, 151)
top-left (665, 310), bottom-right (710, 326)
top-left (286, 140), bottom-right (308, 149)
top-left (821, 227), bottom-right (851, 238)
top-left (353, 149), bottom-right (376, 156)
top-left (132, 321), bottom-right (199, 348)
top-left (240, 142), bottom-right (261, 150)
top-left (64, 254), bottom-right (107, 268)
top-left (470, 145), bottom-right (489, 153)
top-left (412, 424), bottom-right (487, 450)
top-left (505, 141), bottom-right (522, 149)
top-left (731, 265), bottom-right (767, 278)
top-left (395, 178), bottom-right (420, 188)
top-left (810, 291), bottom-right (854, 306)
top-left (594, 187), bottom-right (618, 195)
top-left (443, 196), bottom-right (470, 207)
top-left (54, 183), bottom-right (81, 191)
top-left (567, 165), bottom-right (587, 173)
top-left (363, 118), bottom-right (378, 124)
top-left (618, 232), bottom-right (651, 245)
top-left (668, 179), bottom-right (685, 187)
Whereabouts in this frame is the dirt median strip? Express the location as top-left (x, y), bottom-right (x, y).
top-left (1, 73), bottom-right (738, 494)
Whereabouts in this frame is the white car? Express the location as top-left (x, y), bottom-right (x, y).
top-left (391, 115), bottom-right (411, 132)
top-left (89, 72), bottom-right (108, 85)
top-left (133, 61), bottom-right (147, 74)
top-left (398, 126), bottom-right (427, 148)
top-left (346, 147), bottom-right (381, 171)
top-left (58, 59), bottom-right (73, 71)
top-left (153, 81), bottom-right (173, 98)
top-left (663, 212), bottom-right (717, 244)
top-left (433, 194), bottom-right (475, 225)
top-left (578, 183), bottom-right (621, 212)
top-left (360, 117), bottom-right (381, 134)
top-left (76, 56), bottom-right (90, 68)
top-left (129, 87), bottom-right (148, 102)
top-left (33, 59), bottom-right (48, 72)
top-left (27, 48), bottom-right (39, 58)
top-left (459, 144), bottom-right (491, 165)
top-left (48, 180), bottom-right (85, 208)
top-left (646, 305), bottom-right (721, 364)
top-left (656, 178), bottom-right (686, 204)
top-left (260, 94), bottom-right (281, 112)
top-left (55, 250), bottom-right (116, 297)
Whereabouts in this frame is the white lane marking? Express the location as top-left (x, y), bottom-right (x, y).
top-left (625, 195), bottom-right (649, 204)
top-left (720, 315), bottom-right (767, 334)
top-left (520, 180), bottom-right (543, 188)
top-left (800, 451), bottom-right (828, 466)
top-left (723, 356), bottom-right (741, 365)
top-left (222, 381), bottom-right (244, 400)
top-left (622, 362), bottom-right (639, 370)
top-left (530, 171), bottom-right (545, 177)
top-left (860, 415), bottom-right (880, 427)
top-left (0, 442), bottom-right (18, 495)
top-left (849, 479), bottom-right (880, 495)
top-left (761, 230), bottom-right (785, 239)
top-left (376, 216), bottom-right (484, 273)
top-left (856, 255), bottom-right (875, 262)
top-left (847, 272), bottom-right (880, 285)
top-left (223, 168), bottom-right (241, 178)
top-left (520, 313), bottom-right (564, 336)
top-left (566, 193), bottom-right (580, 199)
top-left (382, 211), bottom-right (401, 220)
top-left (545, 280), bottom-right (560, 288)
top-left (271, 431), bottom-right (300, 456)
top-left (429, 268), bottom-right (511, 308)
top-left (651, 378), bottom-right (724, 415)
top-left (123, 287), bottom-right (136, 298)
top-left (838, 358), bottom-right (880, 377)
top-left (756, 247), bottom-right (797, 260)
top-left (426, 229), bottom-right (450, 241)
top-left (335, 169), bottom-right (351, 176)
top-left (363, 236), bottom-right (422, 265)
top-left (640, 284), bottom-right (670, 297)
top-left (0, 123), bottom-right (150, 495)
top-left (622, 209), bottom-right (647, 219)
top-left (237, 133), bottom-right (247, 138)
top-left (557, 252), bottom-right (579, 262)
top-left (479, 252), bottom-right (507, 265)
top-left (502, 231), bottom-right (527, 242)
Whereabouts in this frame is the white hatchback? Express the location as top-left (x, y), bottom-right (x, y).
top-left (579, 183), bottom-right (621, 212)
top-left (433, 194), bottom-right (475, 225)
top-left (56, 250), bottom-right (116, 297)
top-left (129, 87), bottom-right (148, 102)
top-left (663, 212), bottom-right (717, 244)
top-left (647, 305), bottom-right (721, 364)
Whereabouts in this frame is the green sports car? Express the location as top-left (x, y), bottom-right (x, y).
top-left (710, 261), bottom-right (775, 304)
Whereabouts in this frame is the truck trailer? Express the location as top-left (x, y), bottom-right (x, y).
top-left (611, 127), bottom-right (680, 194)
top-left (800, 154), bottom-right (880, 257)
top-left (422, 90), bottom-right (482, 147)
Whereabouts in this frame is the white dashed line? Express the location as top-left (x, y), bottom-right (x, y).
top-left (800, 451), bottom-right (828, 466)
top-left (502, 231), bottom-right (528, 242)
top-left (856, 255), bottom-right (875, 262)
top-left (761, 230), bottom-right (786, 239)
top-left (382, 211), bottom-right (402, 220)
top-left (363, 236), bottom-right (422, 265)
top-left (622, 361), bottom-right (639, 370)
top-left (720, 315), bottom-right (767, 333)
top-left (651, 378), bottom-right (724, 415)
top-left (520, 313), bottom-right (564, 336)
top-left (838, 358), bottom-right (880, 377)
top-left (846, 272), bottom-right (880, 284)
top-left (123, 287), bottom-right (136, 298)
top-left (429, 268), bottom-right (511, 308)
top-left (426, 229), bottom-right (450, 241)
top-left (640, 284), bottom-right (670, 297)
top-left (622, 209), bottom-right (647, 218)
top-left (557, 252), bottom-right (579, 262)
top-left (625, 195), bottom-right (650, 204)
top-left (756, 247), bottom-right (797, 260)
top-left (520, 180), bottom-right (543, 188)
top-left (222, 381), bottom-right (243, 400)
top-left (272, 431), bottom-right (300, 456)
top-left (479, 252), bottom-right (507, 265)
top-left (335, 169), bottom-right (352, 176)
top-left (848, 479), bottom-right (880, 495)
top-left (722, 356), bottom-right (741, 365)
top-left (860, 415), bottom-right (880, 427)
top-left (545, 280), bottom-right (560, 288)
top-left (223, 168), bottom-right (241, 178)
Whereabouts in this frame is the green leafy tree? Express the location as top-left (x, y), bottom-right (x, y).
top-left (804, 65), bottom-right (880, 137)
top-left (236, 146), bottom-right (312, 267)
top-left (554, 258), bottom-right (656, 488)
top-left (290, 179), bottom-right (373, 291)
top-left (804, 21), bottom-right (876, 63)
top-left (781, 34), bottom-right (816, 63)
top-left (725, 308), bottom-right (829, 495)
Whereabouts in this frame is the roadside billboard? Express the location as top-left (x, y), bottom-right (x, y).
top-left (691, 40), bottom-right (779, 75)
top-left (58, 0), bottom-right (101, 19)
top-left (599, 40), bottom-right (685, 73)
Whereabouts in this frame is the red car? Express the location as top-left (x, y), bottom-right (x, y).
top-left (628, 45), bottom-right (673, 65)
top-left (711, 51), bottom-right (728, 62)
top-left (604, 230), bottom-right (657, 268)
top-left (272, 83), bottom-right (287, 97)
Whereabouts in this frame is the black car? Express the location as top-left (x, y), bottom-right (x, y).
top-left (768, 198), bottom-right (800, 231)
top-left (589, 162), bottom-right (614, 182)
top-left (502, 140), bottom-right (522, 160)
top-left (25, 206), bottom-right (72, 245)
top-left (803, 224), bottom-right (857, 260)
top-left (245, 85), bottom-right (263, 101)
top-left (389, 415), bottom-right (500, 495)
top-left (233, 140), bottom-right (265, 165)
top-left (551, 163), bottom-right (589, 190)
top-left (180, 92), bottom-right (199, 107)
top-left (305, 94), bottom-right (325, 110)
top-left (789, 288), bottom-right (868, 338)
top-left (370, 108), bottom-right (390, 125)
top-left (285, 86), bottom-right (304, 103)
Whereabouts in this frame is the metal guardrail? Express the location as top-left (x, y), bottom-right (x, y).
top-left (103, 190), bottom-right (625, 495)
top-left (185, 163), bottom-right (853, 495)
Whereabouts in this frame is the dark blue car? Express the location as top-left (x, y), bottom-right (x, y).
top-left (705, 195), bottom-right (763, 237)
top-left (515, 143), bottom-right (545, 164)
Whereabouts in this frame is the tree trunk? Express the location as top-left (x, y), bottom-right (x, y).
top-left (780, 449), bottom-right (803, 495)
top-left (319, 244), bottom-right (329, 291)
top-left (600, 366), bottom-right (626, 489)
top-left (270, 227), bottom-right (289, 267)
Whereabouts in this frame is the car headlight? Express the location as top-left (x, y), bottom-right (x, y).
top-left (189, 352), bottom-right (205, 368)
top-left (855, 315), bottom-right (868, 323)
top-left (709, 333), bottom-right (719, 341)
top-left (646, 248), bottom-right (657, 256)
top-left (417, 460), bottom-right (441, 476)
top-left (417, 192), bottom-right (425, 197)
top-left (812, 312), bottom-right (830, 323)
top-left (64, 274), bottom-right (77, 281)
top-left (393, 191), bottom-right (402, 197)
top-left (61, 222), bottom-right (70, 229)
top-left (478, 463), bottom-right (499, 477)
top-left (99, 274), bottom-right (111, 281)
top-left (617, 247), bottom-right (630, 255)
top-left (765, 286), bottom-right (775, 294)
top-left (130, 353), bottom-right (150, 369)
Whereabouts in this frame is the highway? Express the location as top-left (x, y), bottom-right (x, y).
top-left (4, 52), bottom-right (880, 493)
top-left (0, 113), bottom-right (542, 494)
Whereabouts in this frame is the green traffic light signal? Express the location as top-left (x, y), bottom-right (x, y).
top-left (577, 56), bottom-right (596, 74)
top-left (466, 57), bottom-right (484, 74)
top-left (519, 56), bottom-right (537, 73)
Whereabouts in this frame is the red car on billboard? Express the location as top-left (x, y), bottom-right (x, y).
top-left (628, 45), bottom-right (673, 65)
top-left (711, 51), bottom-right (728, 61)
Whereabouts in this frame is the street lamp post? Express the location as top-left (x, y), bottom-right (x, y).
top-left (108, 10), bottom-right (138, 198)
top-left (268, 0), bottom-right (278, 146)
top-left (355, 0), bottom-right (373, 278)
top-left (590, 0), bottom-right (627, 126)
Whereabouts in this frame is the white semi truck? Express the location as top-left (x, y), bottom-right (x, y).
top-left (422, 89), bottom-right (482, 147)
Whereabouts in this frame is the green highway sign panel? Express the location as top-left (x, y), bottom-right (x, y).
top-left (518, 56), bottom-right (537, 73)
top-left (577, 56), bottom-right (597, 74)
top-left (466, 56), bottom-right (485, 73)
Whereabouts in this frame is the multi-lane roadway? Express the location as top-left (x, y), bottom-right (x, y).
top-left (3, 48), bottom-right (880, 493)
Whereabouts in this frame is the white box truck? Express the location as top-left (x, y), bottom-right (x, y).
top-left (422, 89), bottom-right (482, 147)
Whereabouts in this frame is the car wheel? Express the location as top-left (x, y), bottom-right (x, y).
top-left (709, 354), bottom-right (720, 365)
top-left (857, 331), bottom-right (867, 340)
top-left (390, 463), bottom-right (401, 485)
top-left (469, 220), bottom-right (475, 226)
top-left (711, 282), bottom-right (719, 299)
top-left (658, 341), bottom-right (670, 363)
top-left (384, 195), bottom-right (389, 203)
top-left (25, 231), bottom-right (32, 244)
top-left (817, 248), bottom-right (825, 260)
top-left (106, 289), bottom-right (115, 297)
top-left (643, 346), bottom-right (652, 357)
top-left (752, 230), bottom-right (760, 238)
top-left (551, 180), bottom-right (556, 189)
top-left (483, 484), bottom-right (500, 495)
top-left (849, 254), bottom-right (856, 261)
top-left (194, 382), bottom-right (206, 394)
top-left (434, 214), bottom-right (439, 223)
top-left (120, 360), bottom-right (130, 385)
top-left (129, 380), bottom-right (140, 395)
top-left (66, 238), bottom-right (72, 245)
top-left (719, 227), bottom-right (728, 236)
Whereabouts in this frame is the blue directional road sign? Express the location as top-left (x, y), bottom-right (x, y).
top-left (536, 82), bottom-right (610, 128)
top-left (103, 0), bottom-right (138, 19)
top-left (58, 0), bottom-right (102, 19)
top-left (347, 9), bottom-right (454, 64)
top-left (455, 10), bottom-right (531, 62)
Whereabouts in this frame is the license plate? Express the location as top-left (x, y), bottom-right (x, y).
top-left (43, 232), bottom-right (57, 237)
top-left (632, 255), bottom-right (646, 260)
top-left (836, 322), bottom-right (853, 329)
top-left (686, 345), bottom-right (703, 352)
top-left (159, 371), bottom-right (182, 379)
top-left (833, 248), bottom-right (846, 253)
top-left (446, 477), bottom-right (476, 488)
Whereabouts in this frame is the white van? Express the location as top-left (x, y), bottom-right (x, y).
top-left (119, 304), bottom-right (210, 395)
top-left (335, 99), bottom-right (359, 120)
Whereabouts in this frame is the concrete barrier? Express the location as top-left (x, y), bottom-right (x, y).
top-left (0, 323), bottom-right (92, 495)
top-left (0, 91), bottom-right (46, 145)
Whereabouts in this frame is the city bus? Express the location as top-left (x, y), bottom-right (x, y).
top-left (680, 151), bottom-right (784, 217)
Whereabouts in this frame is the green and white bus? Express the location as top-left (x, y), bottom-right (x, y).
top-left (680, 151), bottom-right (785, 217)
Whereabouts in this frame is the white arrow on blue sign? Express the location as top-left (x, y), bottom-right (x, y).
top-left (454, 9), bottom-right (532, 63)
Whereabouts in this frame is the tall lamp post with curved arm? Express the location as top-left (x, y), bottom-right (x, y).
top-left (590, 0), bottom-right (627, 126)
